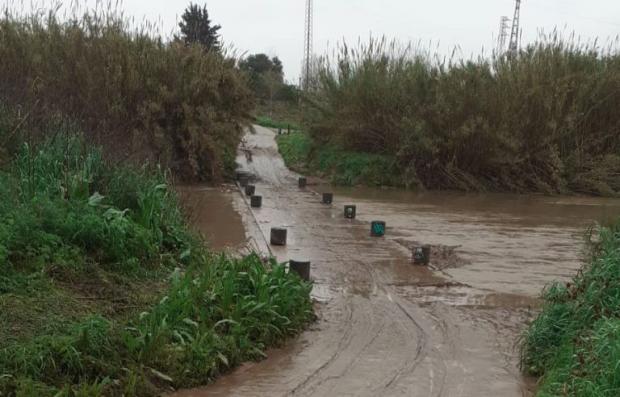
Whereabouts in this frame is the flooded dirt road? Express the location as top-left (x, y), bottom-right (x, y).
top-left (174, 126), bottom-right (620, 397)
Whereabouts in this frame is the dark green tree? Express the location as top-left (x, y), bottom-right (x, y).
top-left (240, 54), bottom-right (285, 99)
top-left (178, 3), bottom-right (221, 51)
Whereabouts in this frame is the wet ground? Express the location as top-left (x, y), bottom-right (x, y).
top-left (174, 126), bottom-right (620, 397)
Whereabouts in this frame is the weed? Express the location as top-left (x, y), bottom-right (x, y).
top-left (256, 116), bottom-right (300, 132)
top-left (0, 124), bottom-right (313, 396)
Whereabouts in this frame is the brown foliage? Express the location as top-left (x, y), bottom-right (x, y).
top-left (0, 8), bottom-right (253, 181)
top-left (307, 37), bottom-right (620, 195)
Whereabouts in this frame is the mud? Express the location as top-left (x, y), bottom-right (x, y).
top-left (173, 126), bottom-right (620, 397)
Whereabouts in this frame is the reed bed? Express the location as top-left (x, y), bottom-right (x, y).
top-left (306, 36), bottom-right (620, 195)
top-left (0, 2), bottom-right (253, 181)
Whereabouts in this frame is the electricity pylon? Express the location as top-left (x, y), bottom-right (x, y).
top-left (302, 0), bottom-right (313, 91)
top-left (498, 16), bottom-right (510, 53)
top-left (509, 0), bottom-right (522, 54)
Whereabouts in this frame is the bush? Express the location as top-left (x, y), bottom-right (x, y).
top-left (0, 132), bottom-right (189, 276)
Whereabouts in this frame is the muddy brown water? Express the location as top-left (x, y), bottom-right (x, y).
top-left (177, 186), bottom-right (247, 251)
top-left (173, 126), bottom-right (620, 397)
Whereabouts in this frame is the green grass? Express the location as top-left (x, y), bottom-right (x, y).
top-left (256, 116), bottom-right (300, 132)
top-left (277, 131), bottom-right (407, 187)
top-left (520, 222), bottom-right (620, 396)
top-left (0, 254), bottom-right (313, 396)
top-left (0, 125), bottom-right (313, 395)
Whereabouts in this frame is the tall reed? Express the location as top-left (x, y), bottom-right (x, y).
top-left (0, 3), bottom-right (253, 181)
top-left (307, 36), bottom-right (620, 195)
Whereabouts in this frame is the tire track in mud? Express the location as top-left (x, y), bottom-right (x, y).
top-left (277, 187), bottom-right (429, 396)
top-left (173, 126), bottom-right (537, 397)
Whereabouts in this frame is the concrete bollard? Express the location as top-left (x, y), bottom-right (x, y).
top-left (298, 177), bottom-right (307, 189)
top-left (322, 193), bottom-right (333, 204)
top-left (250, 195), bottom-right (262, 208)
top-left (236, 171), bottom-right (249, 181)
top-left (413, 245), bottom-right (431, 265)
top-left (245, 185), bottom-right (256, 196)
top-left (370, 221), bottom-right (386, 237)
top-left (270, 228), bottom-right (287, 246)
top-left (344, 205), bottom-right (357, 219)
top-left (289, 260), bottom-right (311, 281)
top-left (239, 175), bottom-right (250, 188)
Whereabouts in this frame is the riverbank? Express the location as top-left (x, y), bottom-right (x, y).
top-left (0, 132), bottom-right (313, 396)
top-left (520, 221), bottom-right (620, 396)
top-left (276, 131), bottom-right (405, 187)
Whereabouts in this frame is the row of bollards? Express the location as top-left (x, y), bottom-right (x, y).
top-left (297, 176), bottom-right (430, 265)
top-left (237, 172), bottom-right (312, 281)
top-left (277, 125), bottom-right (293, 135)
top-left (237, 172), bottom-right (263, 210)
top-left (248, 172), bottom-right (431, 283)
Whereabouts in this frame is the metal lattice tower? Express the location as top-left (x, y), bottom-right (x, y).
top-left (498, 16), bottom-right (510, 52)
top-left (302, 0), bottom-right (314, 91)
top-left (509, 0), bottom-right (522, 54)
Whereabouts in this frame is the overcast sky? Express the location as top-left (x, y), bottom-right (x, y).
top-left (5, 0), bottom-right (620, 82)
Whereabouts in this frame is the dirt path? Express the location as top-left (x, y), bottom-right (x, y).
top-left (173, 126), bottom-right (620, 397)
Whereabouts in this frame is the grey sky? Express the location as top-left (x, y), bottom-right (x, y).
top-left (7, 1), bottom-right (620, 82)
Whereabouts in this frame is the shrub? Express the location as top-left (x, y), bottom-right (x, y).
top-left (277, 132), bottom-right (411, 187)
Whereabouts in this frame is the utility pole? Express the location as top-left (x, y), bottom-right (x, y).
top-left (508, 0), bottom-right (522, 55)
top-left (498, 16), bottom-right (510, 53)
top-left (302, 0), bottom-right (314, 91)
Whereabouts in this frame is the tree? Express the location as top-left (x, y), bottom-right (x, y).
top-left (239, 54), bottom-right (285, 98)
top-left (178, 3), bottom-right (221, 51)
top-left (240, 54), bottom-right (284, 82)
top-left (239, 54), bottom-right (291, 115)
